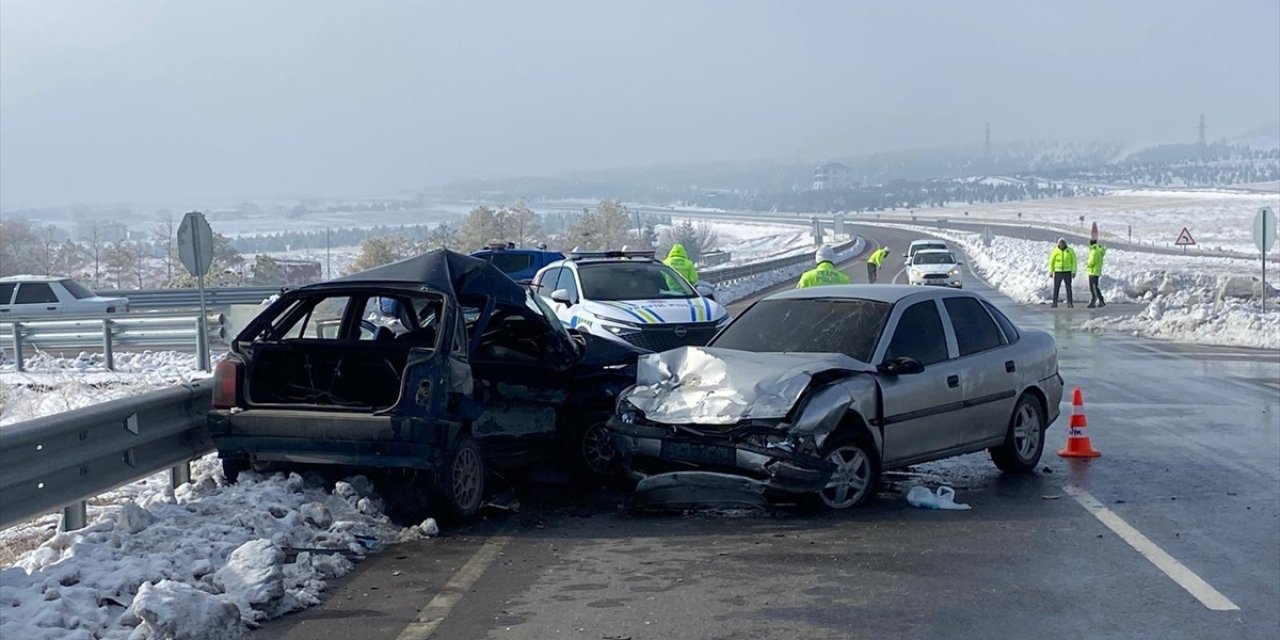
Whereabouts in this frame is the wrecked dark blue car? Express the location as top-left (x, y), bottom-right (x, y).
top-left (208, 250), bottom-right (642, 520)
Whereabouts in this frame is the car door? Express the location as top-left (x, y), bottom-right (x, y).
top-left (14, 282), bottom-right (62, 315)
top-left (941, 296), bottom-right (1019, 446)
top-left (875, 298), bottom-right (968, 465)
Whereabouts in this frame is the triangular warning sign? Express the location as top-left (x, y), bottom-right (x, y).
top-left (1174, 227), bottom-right (1196, 246)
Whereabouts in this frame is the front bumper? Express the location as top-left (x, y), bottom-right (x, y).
top-left (606, 417), bottom-right (836, 495)
top-left (208, 409), bottom-right (453, 470)
top-left (909, 274), bottom-right (963, 288)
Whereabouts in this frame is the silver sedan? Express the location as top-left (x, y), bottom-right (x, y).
top-left (608, 285), bottom-right (1064, 510)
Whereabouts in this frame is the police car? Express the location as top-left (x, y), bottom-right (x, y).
top-left (532, 250), bottom-right (730, 352)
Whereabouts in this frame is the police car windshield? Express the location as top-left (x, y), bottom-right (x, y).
top-left (913, 252), bottom-right (956, 265)
top-left (578, 262), bottom-right (697, 301)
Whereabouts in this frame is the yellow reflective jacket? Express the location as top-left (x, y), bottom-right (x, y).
top-left (664, 244), bottom-right (698, 284)
top-left (867, 247), bottom-right (890, 266)
top-left (797, 262), bottom-right (851, 288)
top-left (1048, 246), bottom-right (1077, 275)
top-left (1086, 244), bottom-right (1106, 276)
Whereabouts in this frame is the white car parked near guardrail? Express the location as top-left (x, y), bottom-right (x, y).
top-left (0, 275), bottom-right (129, 317)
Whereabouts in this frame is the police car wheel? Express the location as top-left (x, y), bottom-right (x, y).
top-left (577, 421), bottom-right (619, 481)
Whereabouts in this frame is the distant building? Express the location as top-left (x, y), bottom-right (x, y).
top-left (812, 162), bottom-right (853, 191)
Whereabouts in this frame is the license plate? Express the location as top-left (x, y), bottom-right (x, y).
top-left (661, 441), bottom-right (736, 466)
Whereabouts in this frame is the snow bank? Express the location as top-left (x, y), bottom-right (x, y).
top-left (713, 238), bottom-right (865, 305)
top-left (0, 456), bottom-right (436, 640)
top-left (889, 224), bottom-right (1280, 350)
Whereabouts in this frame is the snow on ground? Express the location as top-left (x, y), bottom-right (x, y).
top-left (0, 455), bottom-right (436, 640)
top-left (712, 238), bottom-right (865, 305)
top-left (886, 189), bottom-right (1280, 255)
top-left (0, 352), bottom-right (210, 427)
top-left (661, 218), bottom-right (830, 266)
top-left (879, 223), bottom-right (1280, 350)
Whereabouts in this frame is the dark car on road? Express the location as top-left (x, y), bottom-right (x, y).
top-left (470, 244), bottom-right (565, 284)
top-left (209, 250), bottom-right (642, 520)
top-left (608, 285), bottom-right (1063, 510)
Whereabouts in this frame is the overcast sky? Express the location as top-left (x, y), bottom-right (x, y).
top-left (2, 0), bottom-right (1277, 210)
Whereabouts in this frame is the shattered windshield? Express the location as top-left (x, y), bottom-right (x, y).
top-left (578, 262), bottom-right (696, 301)
top-left (710, 298), bottom-right (890, 362)
top-left (913, 252), bottom-right (957, 265)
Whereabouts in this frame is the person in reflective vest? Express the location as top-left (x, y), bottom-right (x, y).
top-left (866, 246), bottom-right (890, 283)
top-left (1047, 237), bottom-right (1078, 308)
top-left (797, 246), bottom-right (851, 288)
top-left (663, 243), bottom-right (698, 285)
top-left (1086, 239), bottom-right (1106, 308)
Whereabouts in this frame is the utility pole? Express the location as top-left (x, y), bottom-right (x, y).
top-left (1198, 114), bottom-right (1208, 147)
top-left (984, 123), bottom-right (991, 156)
top-left (325, 227), bottom-right (332, 279)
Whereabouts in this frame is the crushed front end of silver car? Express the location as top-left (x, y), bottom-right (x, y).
top-left (607, 347), bottom-right (878, 504)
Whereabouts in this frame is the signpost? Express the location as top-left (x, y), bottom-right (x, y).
top-left (1174, 227), bottom-right (1196, 253)
top-left (1255, 206), bottom-right (1277, 312)
top-left (177, 211), bottom-right (214, 371)
top-left (981, 226), bottom-right (993, 248)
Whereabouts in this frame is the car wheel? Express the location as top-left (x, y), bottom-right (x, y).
top-left (990, 395), bottom-right (1046, 473)
top-left (806, 432), bottom-right (880, 510)
top-left (220, 456), bottom-right (248, 484)
top-left (577, 421), bottom-right (619, 482)
top-left (437, 436), bottom-right (485, 521)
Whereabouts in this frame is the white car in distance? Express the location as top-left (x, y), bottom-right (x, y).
top-left (0, 276), bottom-right (130, 317)
top-left (906, 249), bottom-right (964, 288)
top-left (904, 239), bottom-right (949, 264)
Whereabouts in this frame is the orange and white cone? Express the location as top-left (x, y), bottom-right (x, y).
top-left (1058, 386), bottom-right (1101, 458)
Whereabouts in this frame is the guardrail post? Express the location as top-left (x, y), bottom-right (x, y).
top-left (102, 319), bottom-right (115, 371)
top-left (60, 501), bottom-right (87, 531)
top-left (11, 321), bottom-right (24, 372)
top-left (195, 316), bottom-right (211, 372)
top-left (170, 462), bottom-right (191, 488)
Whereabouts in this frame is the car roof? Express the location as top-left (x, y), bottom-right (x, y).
top-left (0, 275), bottom-right (68, 283)
top-left (909, 240), bottom-right (947, 247)
top-left (762, 284), bottom-right (977, 305)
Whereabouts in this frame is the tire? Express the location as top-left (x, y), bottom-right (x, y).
top-left (804, 431), bottom-right (880, 510)
top-left (436, 436), bottom-right (485, 522)
top-left (572, 420), bottom-right (619, 483)
top-left (220, 456), bottom-right (249, 484)
top-left (990, 395), bottom-right (1046, 473)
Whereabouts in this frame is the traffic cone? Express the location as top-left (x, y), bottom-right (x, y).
top-left (1058, 386), bottom-right (1101, 458)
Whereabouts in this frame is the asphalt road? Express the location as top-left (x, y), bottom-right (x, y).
top-left (256, 224), bottom-right (1280, 640)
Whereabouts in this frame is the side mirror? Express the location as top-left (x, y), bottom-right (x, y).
top-left (877, 356), bottom-right (925, 376)
top-left (695, 282), bottom-right (718, 301)
top-left (902, 253), bottom-right (909, 259)
top-left (551, 289), bottom-right (573, 305)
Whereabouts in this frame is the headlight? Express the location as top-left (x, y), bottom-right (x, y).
top-left (949, 268), bottom-right (961, 276)
top-left (910, 268), bottom-right (922, 277)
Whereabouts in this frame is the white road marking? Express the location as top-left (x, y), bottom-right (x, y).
top-left (1063, 486), bottom-right (1239, 611)
top-left (395, 535), bottom-right (515, 640)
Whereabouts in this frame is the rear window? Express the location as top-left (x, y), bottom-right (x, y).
top-left (60, 279), bottom-right (97, 299)
top-left (487, 252), bottom-right (534, 274)
top-left (711, 298), bottom-right (890, 362)
top-left (0, 283), bottom-right (14, 304)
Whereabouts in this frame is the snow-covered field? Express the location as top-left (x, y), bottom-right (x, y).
top-left (893, 189), bottom-right (1280, 254)
top-left (887, 224), bottom-right (1280, 350)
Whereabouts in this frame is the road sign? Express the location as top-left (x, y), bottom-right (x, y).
top-left (177, 211), bottom-right (214, 278)
top-left (1254, 207), bottom-right (1276, 253)
top-left (1174, 227), bottom-right (1196, 247)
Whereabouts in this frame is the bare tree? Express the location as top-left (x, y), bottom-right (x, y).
top-left (0, 219), bottom-right (41, 277)
top-left (153, 214), bottom-right (177, 285)
top-left (345, 234), bottom-right (419, 275)
top-left (564, 200), bottom-right (635, 251)
top-left (456, 206), bottom-right (501, 251)
top-left (657, 220), bottom-right (719, 262)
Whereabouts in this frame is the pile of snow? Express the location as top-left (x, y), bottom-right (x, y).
top-left (874, 223), bottom-right (1280, 350)
top-left (713, 238), bottom-right (865, 305)
top-left (1, 351), bottom-right (208, 427)
top-left (0, 457), bottom-right (436, 640)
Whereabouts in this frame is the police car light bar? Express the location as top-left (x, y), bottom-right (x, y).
top-left (566, 250), bottom-right (656, 261)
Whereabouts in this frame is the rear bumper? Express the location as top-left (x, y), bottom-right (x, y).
top-left (208, 409), bottom-right (454, 470)
top-left (606, 418), bottom-right (835, 495)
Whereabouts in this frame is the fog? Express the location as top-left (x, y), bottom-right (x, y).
top-left (1, 0), bottom-right (1277, 209)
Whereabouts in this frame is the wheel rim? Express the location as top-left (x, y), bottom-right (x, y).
top-left (1012, 403), bottom-right (1043, 461)
top-left (819, 445), bottom-right (871, 509)
top-left (452, 447), bottom-right (483, 511)
top-left (582, 423), bottom-right (616, 476)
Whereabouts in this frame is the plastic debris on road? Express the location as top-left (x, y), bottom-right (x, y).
top-left (906, 485), bottom-right (972, 510)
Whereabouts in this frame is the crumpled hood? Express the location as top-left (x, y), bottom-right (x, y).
top-left (623, 347), bottom-right (871, 425)
top-left (584, 298), bottom-right (725, 325)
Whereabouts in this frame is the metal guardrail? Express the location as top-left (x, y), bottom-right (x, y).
top-left (96, 286), bottom-right (281, 311)
top-left (700, 237), bottom-right (861, 284)
top-left (0, 381), bottom-right (213, 531)
top-left (1, 312), bottom-right (215, 371)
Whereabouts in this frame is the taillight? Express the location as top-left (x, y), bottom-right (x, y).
top-left (212, 359), bottom-right (241, 409)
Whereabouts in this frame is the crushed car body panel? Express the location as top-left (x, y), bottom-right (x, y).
top-left (625, 346), bottom-right (873, 425)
